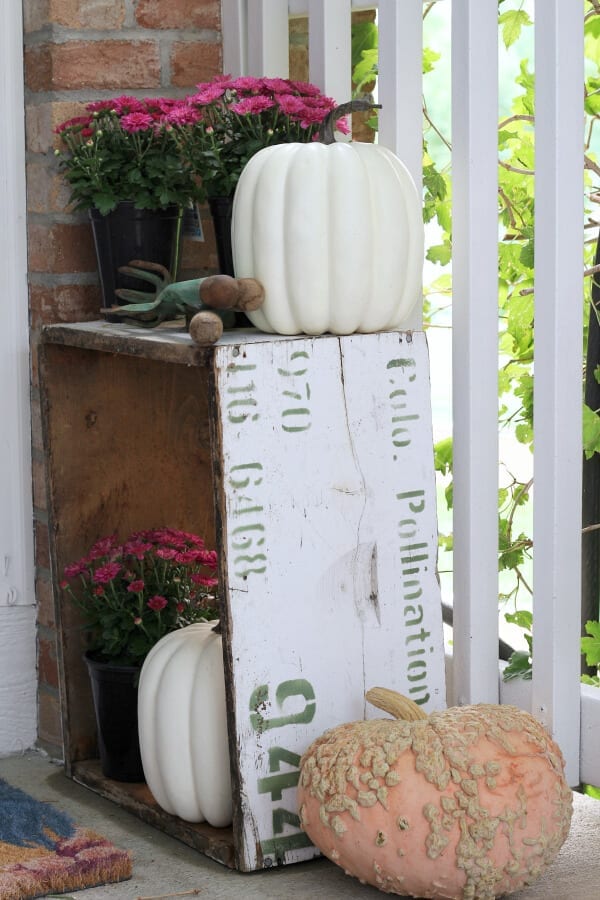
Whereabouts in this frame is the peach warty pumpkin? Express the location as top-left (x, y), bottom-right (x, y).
top-left (297, 687), bottom-right (572, 899)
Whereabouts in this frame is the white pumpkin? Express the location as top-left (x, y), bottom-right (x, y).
top-left (231, 139), bottom-right (424, 336)
top-left (137, 622), bottom-right (232, 827)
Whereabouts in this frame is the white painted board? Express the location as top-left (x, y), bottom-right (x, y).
top-left (0, 606), bottom-right (37, 755)
top-left (215, 330), bottom-right (445, 870)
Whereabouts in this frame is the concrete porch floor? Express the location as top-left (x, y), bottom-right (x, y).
top-left (0, 750), bottom-right (599, 900)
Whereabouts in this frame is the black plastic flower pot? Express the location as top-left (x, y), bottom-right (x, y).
top-left (84, 652), bottom-right (145, 783)
top-left (89, 202), bottom-right (183, 320)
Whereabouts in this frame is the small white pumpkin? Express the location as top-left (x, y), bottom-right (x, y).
top-left (231, 103), bottom-right (424, 336)
top-left (137, 622), bottom-right (232, 827)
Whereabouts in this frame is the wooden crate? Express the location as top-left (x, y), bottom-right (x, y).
top-left (40, 321), bottom-right (446, 871)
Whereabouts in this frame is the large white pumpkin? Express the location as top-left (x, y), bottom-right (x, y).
top-left (137, 622), bottom-right (232, 827)
top-left (231, 139), bottom-right (424, 336)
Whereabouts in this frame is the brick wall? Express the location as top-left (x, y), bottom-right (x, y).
top-left (23, 0), bottom-right (223, 757)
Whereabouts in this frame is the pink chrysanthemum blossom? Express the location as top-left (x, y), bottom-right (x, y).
top-left (63, 560), bottom-right (88, 578)
top-left (54, 115), bottom-right (93, 134)
top-left (291, 80), bottom-right (323, 96)
top-left (155, 547), bottom-right (177, 560)
top-left (93, 562), bottom-right (122, 584)
top-left (148, 595), bottom-right (168, 612)
top-left (86, 99), bottom-right (115, 113)
top-left (120, 111), bottom-right (154, 132)
top-left (275, 94), bottom-right (307, 117)
top-left (88, 536), bottom-right (119, 559)
top-left (191, 574), bottom-right (219, 588)
top-left (111, 95), bottom-right (145, 115)
top-left (166, 104), bottom-right (202, 126)
top-left (263, 77), bottom-right (295, 94)
top-left (192, 84), bottom-right (228, 105)
top-left (229, 76), bottom-right (265, 93)
top-left (230, 96), bottom-right (275, 116)
top-left (127, 580), bottom-right (145, 593)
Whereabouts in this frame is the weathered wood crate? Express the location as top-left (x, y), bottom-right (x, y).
top-left (40, 321), bottom-right (445, 871)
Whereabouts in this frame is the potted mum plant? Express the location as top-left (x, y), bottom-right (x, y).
top-left (61, 527), bottom-right (219, 782)
top-left (54, 96), bottom-right (200, 312)
top-left (165, 76), bottom-right (348, 275)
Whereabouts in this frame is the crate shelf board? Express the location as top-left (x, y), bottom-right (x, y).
top-left (41, 320), bottom-right (309, 366)
top-left (72, 759), bottom-right (236, 868)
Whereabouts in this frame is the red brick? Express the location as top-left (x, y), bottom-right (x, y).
top-left (27, 162), bottom-right (71, 214)
top-left (25, 45), bottom-right (53, 93)
top-left (30, 396), bottom-right (44, 454)
top-left (38, 635), bottom-right (60, 689)
top-left (35, 519), bottom-right (51, 571)
top-left (57, 41), bottom-right (161, 90)
top-left (26, 41), bottom-right (161, 92)
top-left (29, 283), bottom-right (102, 328)
top-left (23, 0), bottom-right (50, 33)
top-left (38, 687), bottom-right (63, 749)
top-left (26, 104), bottom-right (52, 154)
top-left (36, 575), bottom-right (56, 630)
top-left (26, 101), bottom-right (86, 154)
top-left (136, 0), bottom-right (220, 30)
top-left (32, 454), bottom-right (47, 512)
top-left (170, 41), bottom-right (221, 88)
top-left (50, 0), bottom-right (126, 29)
top-left (180, 232), bottom-right (213, 275)
top-left (28, 222), bottom-right (96, 274)
top-left (29, 330), bottom-right (41, 389)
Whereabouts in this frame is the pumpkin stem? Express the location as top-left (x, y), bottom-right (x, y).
top-left (366, 687), bottom-right (429, 721)
top-left (320, 99), bottom-right (382, 145)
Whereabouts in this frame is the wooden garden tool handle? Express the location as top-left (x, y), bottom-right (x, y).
top-left (199, 275), bottom-right (264, 312)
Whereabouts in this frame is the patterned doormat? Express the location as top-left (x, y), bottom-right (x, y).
top-left (0, 777), bottom-right (132, 899)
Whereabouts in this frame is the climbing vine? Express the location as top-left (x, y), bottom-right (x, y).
top-left (352, 1), bottom-right (600, 682)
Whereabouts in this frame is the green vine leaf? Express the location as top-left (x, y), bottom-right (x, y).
top-left (498, 9), bottom-right (532, 49)
top-left (503, 650), bottom-right (532, 681)
top-left (583, 404), bottom-right (600, 459)
top-left (581, 620), bottom-right (600, 666)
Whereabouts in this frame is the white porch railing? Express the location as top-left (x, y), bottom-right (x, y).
top-left (221, 0), bottom-right (596, 789)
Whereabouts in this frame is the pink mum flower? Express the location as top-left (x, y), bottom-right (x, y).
top-left (93, 562), bottom-right (122, 584)
top-left (127, 579), bottom-right (145, 593)
top-left (230, 96), bottom-right (275, 116)
top-left (175, 549), bottom-right (205, 564)
top-left (192, 84), bottom-right (228, 105)
top-left (275, 94), bottom-right (307, 117)
top-left (120, 111), bottom-right (154, 133)
top-left (191, 574), bottom-right (218, 588)
top-left (155, 547), bottom-right (177, 560)
top-left (63, 560), bottom-right (88, 578)
top-left (111, 95), bottom-right (144, 115)
top-left (86, 99), bottom-right (115, 113)
top-left (262, 77), bottom-right (294, 94)
top-left (88, 535), bottom-right (119, 560)
top-left (198, 549), bottom-right (217, 568)
top-left (291, 80), bottom-right (323, 97)
top-left (166, 104), bottom-right (202, 126)
top-left (230, 76), bottom-right (265, 93)
top-left (54, 115), bottom-right (93, 134)
top-left (93, 586), bottom-right (105, 596)
top-left (123, 540), bottom-right (153, 560)
top-left (148, 595), bottom-right (168, 612)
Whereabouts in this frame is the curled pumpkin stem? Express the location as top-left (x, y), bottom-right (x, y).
top-left (366, 686), bottom-right (428, 721)
top-left (320, 99), bottom-right (382, 145)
